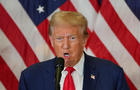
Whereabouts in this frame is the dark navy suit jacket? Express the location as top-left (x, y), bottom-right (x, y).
top-left (19, 53), bottom-right (130, 90)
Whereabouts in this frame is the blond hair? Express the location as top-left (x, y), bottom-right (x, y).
top-left (49, 11), bottom-right (89, 37)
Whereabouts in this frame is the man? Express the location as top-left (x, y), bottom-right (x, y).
top-left (19, 11), bottom-right (130, 90)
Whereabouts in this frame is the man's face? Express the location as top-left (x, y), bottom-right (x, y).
top-left (50, 25), bottom-right (87, 67)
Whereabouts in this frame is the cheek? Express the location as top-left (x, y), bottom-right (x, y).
top-left (52, 39), bottom-right (62, 48)
top-left (53, 43), bottom-right (61, 51)
top-left (53, 42), bottom-right (63, 55)
top-left (77, 40), bottom-right (85, 48)
top-left (71, 41), bottom-right (84, 53)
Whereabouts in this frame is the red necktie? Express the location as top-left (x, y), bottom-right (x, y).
top-left (63, 67), bottom-right (75, 90)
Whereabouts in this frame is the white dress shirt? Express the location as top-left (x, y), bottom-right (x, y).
top-left (60, 54), bottom-right (85, 90)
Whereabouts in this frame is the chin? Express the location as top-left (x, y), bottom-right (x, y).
top-left (64, 62), bottom-right (73, 67)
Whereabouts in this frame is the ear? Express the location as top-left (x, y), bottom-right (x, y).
top-left (84, 35), bottom-right (89, 46)
top-left (82, 36), bottom-right (88, 46)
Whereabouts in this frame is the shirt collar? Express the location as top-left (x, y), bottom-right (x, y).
top-left (63, 53), bottom-right (85, 76)
top-left (73, 53), bottom-right (84, 76)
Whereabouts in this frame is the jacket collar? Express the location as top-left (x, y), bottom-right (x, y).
top-left (83, 53), bottom-right (97, 90)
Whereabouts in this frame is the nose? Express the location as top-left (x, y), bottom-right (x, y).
top-left (63, 38), bottom-right (70, 49)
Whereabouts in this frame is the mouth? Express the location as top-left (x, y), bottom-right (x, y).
top-left (64, 53), bottom-right (70, 58)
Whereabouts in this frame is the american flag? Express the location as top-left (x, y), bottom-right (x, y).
top-left (0, 0), bottom-right (140, 90)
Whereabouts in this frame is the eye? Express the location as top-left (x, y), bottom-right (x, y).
top-left (69, 36), bottom-right (76, 40)
top-left (55, 37), bottom-right (63, 41)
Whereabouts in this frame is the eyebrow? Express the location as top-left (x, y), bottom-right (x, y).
top-left (55, 34), bottom-right (78, 37)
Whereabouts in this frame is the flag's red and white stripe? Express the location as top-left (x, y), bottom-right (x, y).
top-left (110, 0), bottom-right (140, 42)
top-left (0, 81), bottom-right (6, 90)
top-left (0, 0), bottom-right (140, 90)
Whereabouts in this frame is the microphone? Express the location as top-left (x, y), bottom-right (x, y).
top-left (55, 57), bottom-right (64, 90)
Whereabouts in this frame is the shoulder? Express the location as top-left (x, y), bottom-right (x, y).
top-left (85, 54), bottom-right (123, 74)
top-left (19, 58), bottom-right (57, 89)
top-left (22, 58), bottom-right (56, 75)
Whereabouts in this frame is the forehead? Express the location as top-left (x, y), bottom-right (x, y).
top-left (52, 25), bottom-right (82, 36)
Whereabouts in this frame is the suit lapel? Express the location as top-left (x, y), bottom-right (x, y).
top-left (43, 58), bottom-right (56, 90)
top-left (83, 54), bottom-right (98, 90)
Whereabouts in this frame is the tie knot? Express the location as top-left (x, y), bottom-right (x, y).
top-left (65, 67), bottom-right (75, 74)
